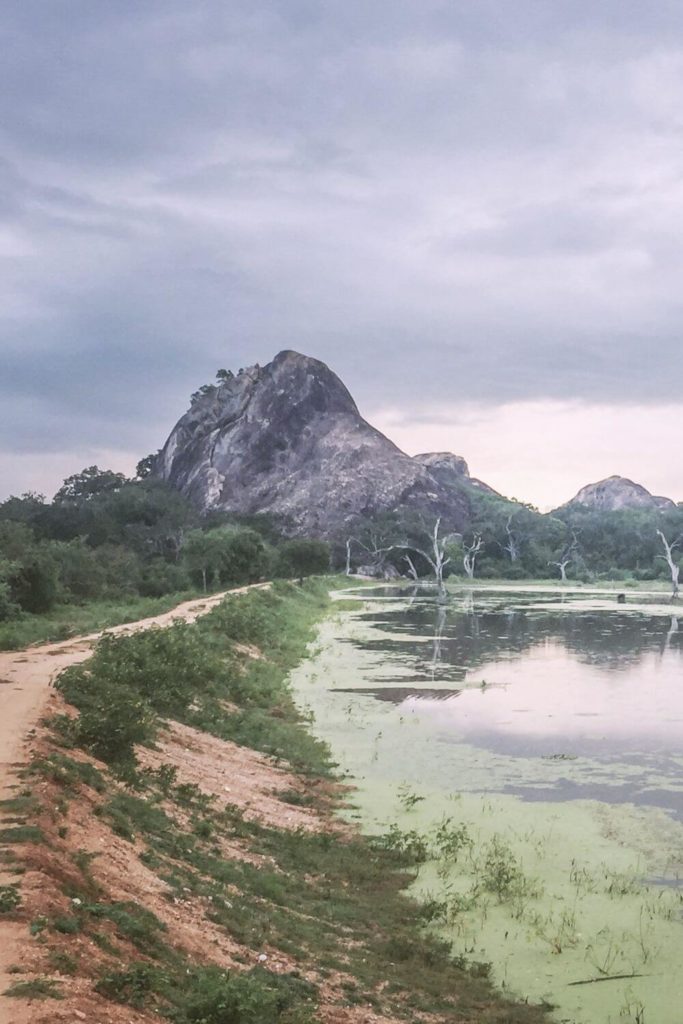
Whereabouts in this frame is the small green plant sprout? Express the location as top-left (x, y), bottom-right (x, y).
top-left (48, 950), bottom-right (78, 976)
top-left (0, 884), bottom-right (21, 913)
top-left (569, 859), bottom-right (597, 896)
top-left (584, 928), bottom-right (625, 977)
top-left (602, 867), bottom-right (643, 898)
top-left (372, 823), bottom-right (431, 864)
top-left (636, 906), bottom-right (659, 967)
top-left (432, 816), bottom-right (473, 863)
top-left (620, 994), bottom-right (646, 1024)
top-left (415, 894), bottom-right (450, 924)
top-left (397, 784), bottom-right (425, 811)
top-left (4, 977), bottom-right (63, 1000)
top-left (479, 834), bottom-right (538, 903)
top-left (534, 908), bottom-right (579, 955)
top-left (95, 962), bottom-right (165, 1009)
top-left (445, 889), bottom-right (481, 924)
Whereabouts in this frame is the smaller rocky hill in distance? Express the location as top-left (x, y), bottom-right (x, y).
top-left (558, 475), bottom-right (675, 513)
top-left (155, 350), bottom-right (497, 537)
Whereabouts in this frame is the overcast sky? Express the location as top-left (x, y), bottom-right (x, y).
top-left (2, 0), bottom-right (682, 509)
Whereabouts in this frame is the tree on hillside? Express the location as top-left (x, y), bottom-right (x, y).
top-left (9, 551), bottom-right (59, 614)
top-left (0, 492), bottom-right (47, 527)
top-left (55, 466), bottom-right (128, 506)
top-left (87, 479), bottom-right (195, 558)
top-left (276, 539), bottom-right (330, 583)
top-left (0, 560), bottom-right (20, 621)
top-left (183, 527), bottom-right (268, 592)
top-left (135, 452), bottom-right (160, 479)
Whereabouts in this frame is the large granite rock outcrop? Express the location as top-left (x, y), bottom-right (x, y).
top-left (412, 452), bottom-right (501, 497)
top-left (156, 350), bottom-right (479, 536)
top-left (559, 475), bottom-right (675, 513)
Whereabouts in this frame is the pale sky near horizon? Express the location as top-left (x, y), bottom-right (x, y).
top-left (2, 2), bottom-right (683, 509)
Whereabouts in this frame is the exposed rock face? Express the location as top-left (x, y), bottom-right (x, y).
top-left (413, 452), bottom-right (502, 498)
top-left (561, 475), bottom-right (675, 512)
top-left (156, 351), bottom-right (474, 536)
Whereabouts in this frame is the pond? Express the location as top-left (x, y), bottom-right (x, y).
top-left (290, 585), bottom-right (683, 1024)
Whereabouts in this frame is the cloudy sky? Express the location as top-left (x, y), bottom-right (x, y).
top-left (2, 0), bottom-right (682, 509)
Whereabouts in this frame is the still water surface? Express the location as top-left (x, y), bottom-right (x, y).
top-left (291, 586), bottom-right (683, 1024)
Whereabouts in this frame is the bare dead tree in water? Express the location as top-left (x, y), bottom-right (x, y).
top-left (549, 531), bottom-right (579, 585)
top-left (345, 537), bottom-right (352, 575)
top-left (548, 557), bottom-right (572, 584)
top-left (657, 530), bottom-right (681, 600)
top-left (345, 534), bottom-right (397, 577)
top-left (403, 554), bottom-right (419, 581)
top-left (401, 517), bottom-right (459, 601)
top-left (463, 534), bottom-right (483, 580)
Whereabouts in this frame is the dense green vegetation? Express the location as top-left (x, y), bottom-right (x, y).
top-left (2, 455), bottom-right (680, 653)
top-left (1, 581), bottom-right (548, 1022)
top-left (454, 490), bottom-right (683, 582)
top-left (55, 581), bottom-right (336, 773)
top-left (0, 465), bottom-right (332, 648)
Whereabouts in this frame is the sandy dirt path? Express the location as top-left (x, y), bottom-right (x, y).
top-left (0, 584), bottom-right (269, 809)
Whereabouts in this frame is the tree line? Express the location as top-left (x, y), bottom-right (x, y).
top-left (339, 489), bottom-right (683, 587)
top-left (2, 461), bottom-right (681, 624)
top-left (0, 464), bottom-right (330, 622)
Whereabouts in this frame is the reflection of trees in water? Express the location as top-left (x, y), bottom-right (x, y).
top-left (355, 598), bottom-right (682, 681)
top-left (664, 616), bottom-right (679, 654)
top-left (429, 604), bottom-right (447, 679)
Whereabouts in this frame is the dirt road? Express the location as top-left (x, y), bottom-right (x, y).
top-left (0, 584), bottom-right (271, 1021)
top-left (0, 585), bottom-right (268, 807)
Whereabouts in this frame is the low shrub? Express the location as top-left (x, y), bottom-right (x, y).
top-left (56, 622), bottom-right (232, 764)
top-left (171, 966), bottom-right (317, 1024)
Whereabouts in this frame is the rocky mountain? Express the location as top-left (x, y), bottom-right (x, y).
top-left (155, 350), bottom-right (491, 536)
top-left (414, 452), bottom-right (502, 498)
top-left (559, 475), bottom-right (675, 513)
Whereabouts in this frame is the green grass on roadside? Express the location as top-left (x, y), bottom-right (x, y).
top-left (0, 589), bottom-right (204, 651)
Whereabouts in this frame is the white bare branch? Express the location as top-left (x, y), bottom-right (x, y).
top-left (463, 534), bottom-right (483, 580)
top-left (548, 558), bottom-right (571, 584)
top-left (403, 554), bottom-right (419, 581)
top-left (657, 530), bottom-right (680, 600)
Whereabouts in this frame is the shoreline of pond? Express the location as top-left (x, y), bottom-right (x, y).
top-left (291, 587), bottom-right (683, 1023)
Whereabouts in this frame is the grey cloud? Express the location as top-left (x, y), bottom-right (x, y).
top-left (1, 0), bottom-right (683, 487)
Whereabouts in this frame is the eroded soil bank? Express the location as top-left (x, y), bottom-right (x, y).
top-left (290, 587), bottom-right (683, 1024)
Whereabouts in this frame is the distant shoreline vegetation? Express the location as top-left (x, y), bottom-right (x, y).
top-left (1, 462), bottom-right (682, 649)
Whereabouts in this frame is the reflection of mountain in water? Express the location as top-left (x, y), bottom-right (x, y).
top-left (352, 594), bottom-right (681, 683)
